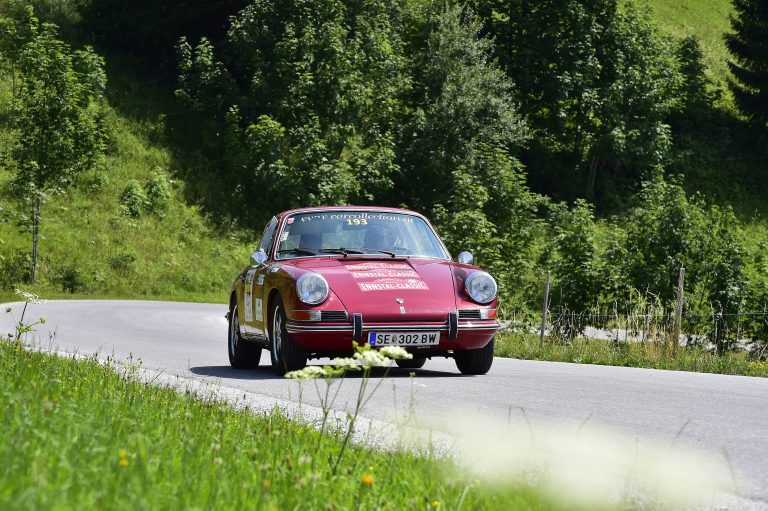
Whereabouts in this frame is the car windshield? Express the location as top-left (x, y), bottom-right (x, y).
top-left (275, 211), bottom-right (449, 260)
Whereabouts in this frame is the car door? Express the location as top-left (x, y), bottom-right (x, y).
top-left (242, 217), bottom-right (278, 339)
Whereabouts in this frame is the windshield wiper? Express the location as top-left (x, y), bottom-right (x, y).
top-left (363, 248), bottom-right (397, 257)
top-left (319, 248), bottom-right (364, 257)
top-left (277, 248), bottom-right (316, 256)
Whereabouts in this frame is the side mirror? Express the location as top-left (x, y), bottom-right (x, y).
top-left (250, 249), bottom-right (267, 267)
top-left (457, 251), bottom-right (473, 265)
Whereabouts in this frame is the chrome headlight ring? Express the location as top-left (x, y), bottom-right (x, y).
top-left (296, 272), bottom-right (329, 305)
top-left (464, 271), bottom-right (497, 305)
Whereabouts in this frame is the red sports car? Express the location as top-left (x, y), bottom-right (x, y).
top-left (227, 206), bottom-right (500, 375)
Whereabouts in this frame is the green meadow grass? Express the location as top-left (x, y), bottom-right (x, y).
top-left (0, 341), bottom-right (588, 511)
top-left (0, 72), bottom-right (253, 304)
top-left (646, 0), bottom-right (733, 97)
top-left (496, 331), bottom-right (768, 377)
top-left (648, 0), bottom-right (733, 75)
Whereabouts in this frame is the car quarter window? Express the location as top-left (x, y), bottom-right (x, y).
top-left (258, 217), bottom-right (279, 256)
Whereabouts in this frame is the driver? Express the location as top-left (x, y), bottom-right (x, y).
top-left (363, 224), bottom-right (396, 253)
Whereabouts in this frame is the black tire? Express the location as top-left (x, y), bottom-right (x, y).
top-left (454, 337), bottom-right (494, 375)
top-left (228, 303), bottom-right (262, 369)
top-left (269, 300), bottom-right (307, 375)
top-left (395, 357), bottom-right (427, 369)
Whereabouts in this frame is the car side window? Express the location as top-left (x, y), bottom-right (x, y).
top-left (259, 217), bottom-right (279, 256)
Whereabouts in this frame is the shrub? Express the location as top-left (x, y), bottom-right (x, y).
top-left (144, 170), bottom-right (172, 216)
top-left (53, 263), bottom-right (86, 293)
top-left (120, 180), bottom-right (149, 218)
top-left (0, 252), bottom-right (32, 289)
top-left (108, 250), bottom-right (137, 273)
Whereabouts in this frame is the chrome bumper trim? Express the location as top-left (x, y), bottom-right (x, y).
top-left (286, 323), bottom-right (354, 333)
top-left (458, 323), bottom-right (501, 331)
top-left (286, 321), bottom-right (500, 334)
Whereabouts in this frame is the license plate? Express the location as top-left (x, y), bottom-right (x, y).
top-left (368, 331), bottom-right (440, 347)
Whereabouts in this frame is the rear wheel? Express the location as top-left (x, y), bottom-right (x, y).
top-left (454, 337), bottom-right (494, 375)
top-left (270, 301), bottom-right (307, 375)
top-left (395, 357), bottom-right (427, 369)
top-left (228, 303), bottom-right (262, 369)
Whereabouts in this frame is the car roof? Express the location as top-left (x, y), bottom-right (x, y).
top-left (277, 206), bottom-right (427, 220)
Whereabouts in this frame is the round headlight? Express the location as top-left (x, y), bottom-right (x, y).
top-left (465, 271), bottom-right (497, 304)
top-left (296, 272), bottom-right (329, 305)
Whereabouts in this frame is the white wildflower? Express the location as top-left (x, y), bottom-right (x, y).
top-left (15, 289), bottom-right (42, 304)
top-left (380, 346), bottom-right (413, 360)
top-left (330, 357), bottom-right (361, 370)
top-left (285, 366), bottom-right (328, 380)
top-left (354, 349), bottom-right (388, 367)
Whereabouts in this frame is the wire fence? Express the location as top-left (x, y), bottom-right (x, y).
top-left (498, 268), bottom-right (768, 359)
top-left (502, 308), bottom-right (768, 359)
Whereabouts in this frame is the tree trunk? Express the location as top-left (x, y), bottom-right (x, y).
top-left (586, 156), bottom-right (599, 196)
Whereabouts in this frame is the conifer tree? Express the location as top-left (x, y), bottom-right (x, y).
top-left (726, 0), bottom-right (768, 126)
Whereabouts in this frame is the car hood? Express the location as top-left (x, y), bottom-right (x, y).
top-left (289, 257), bottom-right (457, 322)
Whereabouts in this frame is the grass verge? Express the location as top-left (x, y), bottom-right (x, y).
top-left (496, 331), bottom-right (768, 377)
top-left (0, 340), bottom-right (583, 510)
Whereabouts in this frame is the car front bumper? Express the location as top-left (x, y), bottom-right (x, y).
top-left (285, 318), bottom-right (500, 353)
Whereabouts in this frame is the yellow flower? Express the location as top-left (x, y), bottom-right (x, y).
top-left (119, 458), bottom-right (129, 468)
top-left (118, 449), bottom-right (127, 458)
top-left (262, 479), bottom-right (272, 490)
top-left (361, 473), bottom-right (374, 488)
top-left (431, 500), bottom-right (441, 509)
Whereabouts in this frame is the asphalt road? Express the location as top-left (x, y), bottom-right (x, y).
top-left (3, 300), bottom-right (767, 507)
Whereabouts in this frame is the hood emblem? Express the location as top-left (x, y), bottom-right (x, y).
top-left (395, 298), bottom-right (404, 304)
top-left (400, 306), bottom-right (406, 314)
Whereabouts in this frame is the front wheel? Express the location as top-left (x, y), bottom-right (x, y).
top-left (270, 301), bottom-right (307, 375)
top-left (228, 303), bottom-right (262, 369)
top-left (454, 337), bottom-right (494, 375)
top-left (395, 357), bottom-right (427, 369)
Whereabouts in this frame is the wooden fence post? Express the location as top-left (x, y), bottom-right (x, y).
top-left (540, 271), bottom-right (550, 343)
top-left (672, 267), bottom-right (685, 354)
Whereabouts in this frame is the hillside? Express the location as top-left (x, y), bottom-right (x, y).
top-left (0, 68), bottom-right (252, 303)
top-left (648, 0), bottom-right (733, 97)
top-left (1, 0), bottom-right (768, 324)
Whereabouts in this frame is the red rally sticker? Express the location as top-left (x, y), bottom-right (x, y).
top-left (358, 278), bottom-right (428, 292)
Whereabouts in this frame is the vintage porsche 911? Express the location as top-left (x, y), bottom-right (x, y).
top-left (227, 206), bottom-right (500, 375)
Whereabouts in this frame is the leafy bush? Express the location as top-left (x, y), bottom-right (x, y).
top-left (120, 180), bottom-right (149, 218)
top-left (108, 250), bottom-right (137, 274)
top-left (144, 170), bottom-right (173, 216)
top-left (0, 252), bottom-right (32, 290)
top-left (545, 200), bottom-right (601, 330)
top-left (53, 263), bottom-right (86, 293)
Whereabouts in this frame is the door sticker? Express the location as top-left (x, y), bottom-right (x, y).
top-left (244, 269), bottom-right (257, 322)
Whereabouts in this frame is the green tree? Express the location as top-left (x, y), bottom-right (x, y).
top-left (401, 5), bottom-right (537, 305)
top-left (0, 3), bottom-right (35, 95)
top-left (176, 0), bottom-right (409, 226)
top-left (547, 200), bottom-right (601, 314)
top-left (78, 0), bottom-right (249, 73)
top-left (474, 0), bottom-right (683, 203)
top-left (725, 0), bottom-right (768, 127)
top-left (5, 9), bottom-right (107, 281)
top-left (609, 177), bottom-right (747, 347)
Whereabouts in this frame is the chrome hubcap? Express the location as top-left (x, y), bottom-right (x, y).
top-left (230, 306), bottom-right (238, 357)
top-left (273, 307), bottom-right (282, 359)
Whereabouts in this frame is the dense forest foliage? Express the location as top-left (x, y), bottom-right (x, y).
top-left (2, 0), bottom-right (768, 345)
